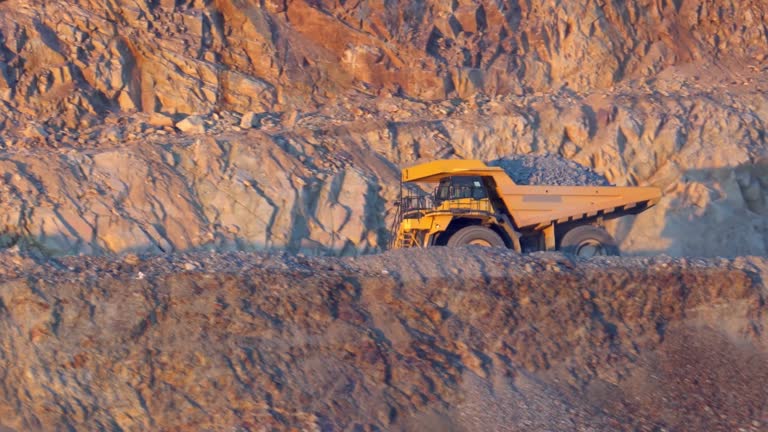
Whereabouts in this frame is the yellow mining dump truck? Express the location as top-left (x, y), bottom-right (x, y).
top-left (389, 159), bottom-right (661, 256)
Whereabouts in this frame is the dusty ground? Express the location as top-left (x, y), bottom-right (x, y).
top-left (0, 247), bottom-right (765, 431)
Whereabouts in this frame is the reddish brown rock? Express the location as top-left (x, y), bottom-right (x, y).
top-left (0, 249), bottom-right (764, 431)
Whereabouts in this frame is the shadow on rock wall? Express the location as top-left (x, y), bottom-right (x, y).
top-left (615, 160), bottom-right (768, 257)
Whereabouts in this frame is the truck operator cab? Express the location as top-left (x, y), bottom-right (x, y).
top-left (434, 176), bottom-right (488, 205)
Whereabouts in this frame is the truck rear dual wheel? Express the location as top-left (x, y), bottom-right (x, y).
top-left (560, 225), bottom-right (620, 257)
top-left (446, 226), bottom-right (506, 248)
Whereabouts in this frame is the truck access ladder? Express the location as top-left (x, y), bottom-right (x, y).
top-left (394, 230), bottom-right (420, 248)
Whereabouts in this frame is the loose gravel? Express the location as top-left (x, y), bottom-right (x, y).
top-left (489, 153), bottom-right (611, 186)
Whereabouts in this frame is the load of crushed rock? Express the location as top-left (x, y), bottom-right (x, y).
top-left (0, 247), bottom-right (765, 431)
top-left (489, 154), bottom-right (611, 186)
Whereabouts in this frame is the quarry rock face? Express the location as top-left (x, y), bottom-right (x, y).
top-left (0, 0), bottom-right (765, 257)
top-left (0, 2), bottom-right (767, 429)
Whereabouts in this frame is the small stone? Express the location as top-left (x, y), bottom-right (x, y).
top-left (283, 110), bottom-right (301, 127)
top-left (105, 128), bottom-right (122, 142)
top-left (240, 112), bottom-right (260, 129)
top-left (175, 116), bottom-right (206, 134)
top-left (117, 91), bottom-right (137, 111)
top-left (149, 112), bottom-right (175, 128)
top-left (261, 116), bottom-right (279, 128)
top-left (164, 151), bottom-right (176, 166)
top-left (123, 254), bottom-right (140, 265)
top-left (22, 125), bottom-right (48, 139)
top-left (203, 51), bottom-right (218, 62)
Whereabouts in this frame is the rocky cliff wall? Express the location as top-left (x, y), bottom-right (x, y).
top-left (0, 0), bottom-right (766, 257)
top-left (1, 0), bottom-right (765, 113)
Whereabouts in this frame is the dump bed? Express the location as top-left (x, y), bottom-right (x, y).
top-left (497, 184), bottom-right (660, 230)
top-left (402, 159), bottom-right (661, 230)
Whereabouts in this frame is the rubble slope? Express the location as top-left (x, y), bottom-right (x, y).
top-left (0, 248), bottom-right (765, 431)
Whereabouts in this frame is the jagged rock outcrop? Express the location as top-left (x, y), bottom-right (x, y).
top-left (0, 0), bottom-right (765, 257)
top-left (0, 248), bottom-right (765, 431)
top-left (2, 0), bottom-right (766, 116)
top-left (1, 86), bottom-right (766, 257)
top-left (0, 130), bottom-right (388, 256)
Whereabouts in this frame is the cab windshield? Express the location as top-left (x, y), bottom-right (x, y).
top-left (435, 176), bottom-right (487, 203)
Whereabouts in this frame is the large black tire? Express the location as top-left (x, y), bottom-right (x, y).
top-left (446, 226), bottom-right (506, 248)
top-left (560, 225), bottom-right (620, 257)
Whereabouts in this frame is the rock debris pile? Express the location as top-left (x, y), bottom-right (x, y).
top-left (0, 248), bottom-right (765, 431)
top-left (490, 154), bottom-right (611, 186)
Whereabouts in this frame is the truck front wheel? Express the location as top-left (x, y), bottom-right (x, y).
top-left (560, 225), bottom-right (620, 257)
top-left (446, 226), bottom-right (505, 248)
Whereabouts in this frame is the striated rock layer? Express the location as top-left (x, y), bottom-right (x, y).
top-left (0, 248), bottom-right (765, 431)
top-left (0, 0), bottom-right (765, 114)
top-left (0, 0), bottom-right (766, 257)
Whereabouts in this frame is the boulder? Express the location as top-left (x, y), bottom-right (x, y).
top-left (175, 115), bottom-right (206, 134)
top-left (148, 112), bottom-right (175, 128)
top-left (239, 111), bottom-right (260, 129)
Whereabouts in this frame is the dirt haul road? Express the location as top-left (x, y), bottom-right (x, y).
top-left (0, 247), bottom-right (765, 431)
